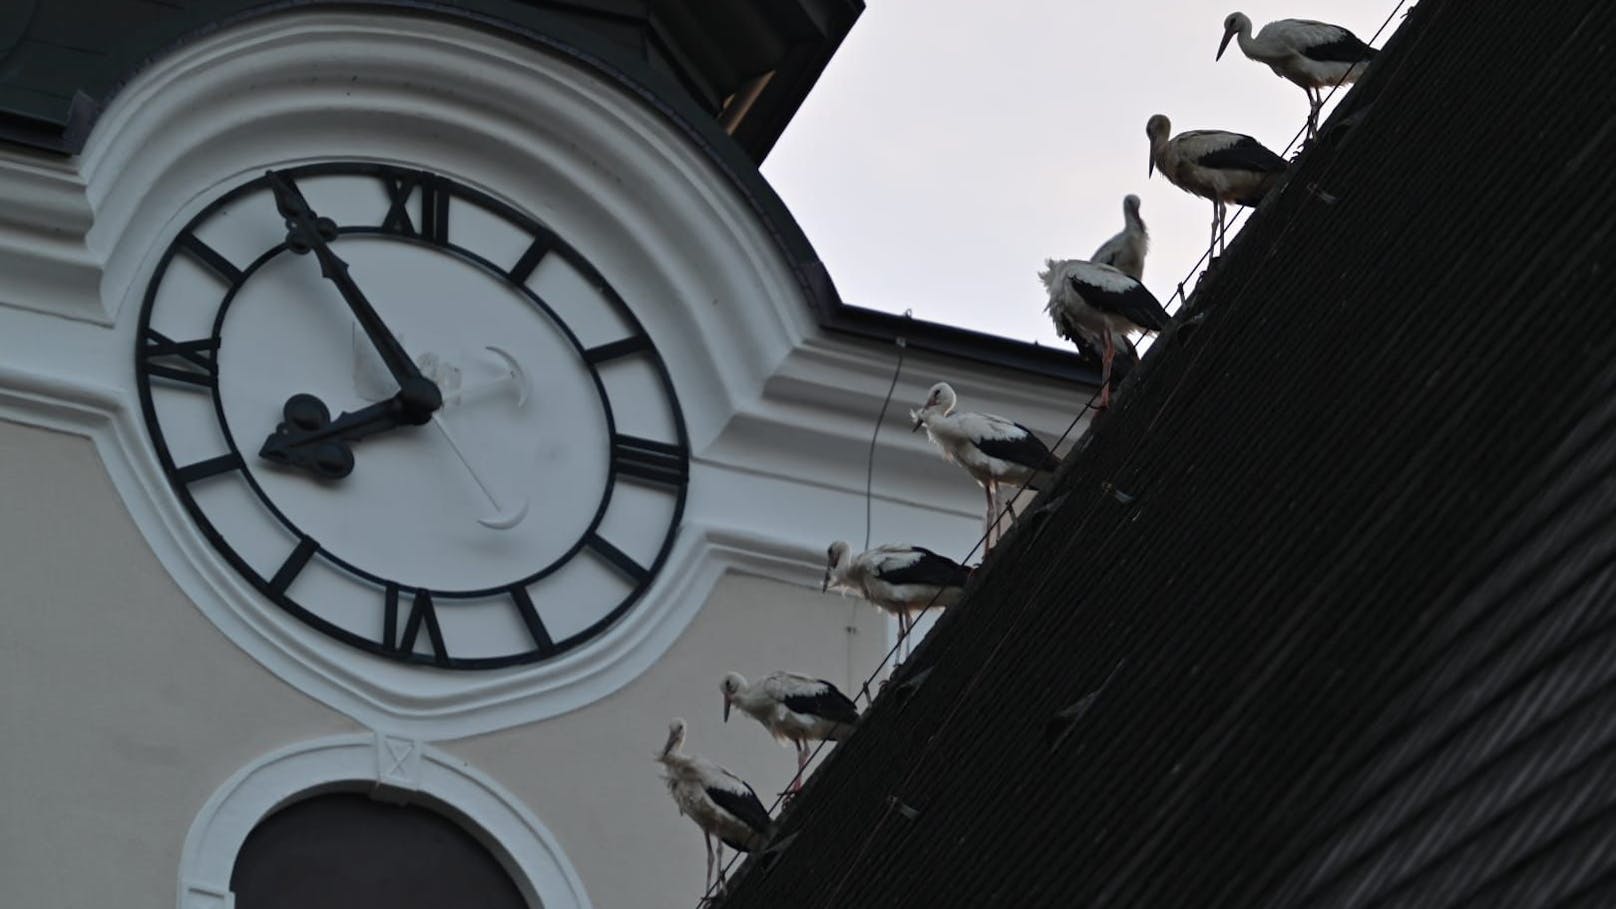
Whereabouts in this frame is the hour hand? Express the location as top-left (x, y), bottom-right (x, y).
top-left (259, 392), bottom-right (411, 479)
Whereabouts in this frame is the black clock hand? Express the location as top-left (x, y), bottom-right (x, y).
top-left (265, 170), bottom-right (441, 423)
top-left (259, 392), bottom-right (416, 479)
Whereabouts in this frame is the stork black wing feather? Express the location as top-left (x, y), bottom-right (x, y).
top-left (1303, 31), bottom-right (1376, 64)
top-left (879, 548), bottom-right (970, 588)
top-left (783, 682), bottom-right (860, 726)
top-left (1068, 276), bottom-right (1171, 333)
top-left (975, 428), bottom-right (1061, 472)
top-left (707, 783), bottom-right (771, 845)
top-left (1196, 138), bottom-right (1287, 174)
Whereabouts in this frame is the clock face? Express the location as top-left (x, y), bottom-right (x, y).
top-left (135, 162), bottom-right (689, 669)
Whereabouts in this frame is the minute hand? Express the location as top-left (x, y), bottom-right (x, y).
top-left (265, 170), bottom-right (440, 422)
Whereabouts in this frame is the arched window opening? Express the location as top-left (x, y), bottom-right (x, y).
top-left (230, 792), bottom-right (529, 909)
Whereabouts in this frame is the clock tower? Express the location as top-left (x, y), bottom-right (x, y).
top-left (0, 4), bottom-right (1089, 906)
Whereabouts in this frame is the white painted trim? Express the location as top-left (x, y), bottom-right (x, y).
top-left (177, 733), bottom-right (591, 909)
top-left (0, 9), bottom-right (1088, 741)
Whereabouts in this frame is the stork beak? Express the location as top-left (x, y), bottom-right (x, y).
top-left (911, 417), bottom-right (923, 432)
top-left (1217, 27), bottom-right (1236, 61)
top-left (1148, 157), bottom-right (1156, 178)
top-left (722, 697), bottom-right (732, 722)
top-left (821, 568), bottom-right (831, 592)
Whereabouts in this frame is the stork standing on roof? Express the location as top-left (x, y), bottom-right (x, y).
top-left (1039, 260), bottom-right (1170, 410)
top-left (824, 541), bottom-right (971, 657)
top-left (910, 382), bottom-right (1061, 546)
top-left (1147, 114), bottom-right (1287, 262)
top-left (722, 671), bottom-right (859, 793)
top-left (1082, 195), bottom-right (1152, 394)
top-left (656, 718), bottom-right (771, 895)
top-left (1218, 13), bottom-right (1377, 139)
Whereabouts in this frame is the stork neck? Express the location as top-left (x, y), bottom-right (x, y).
top-left (1124, 205), bottom-right (1147, 237)
top-left (1240, 26), bottom-right (1283, 62)
top-left (736, 687), bottom-right (773, 716)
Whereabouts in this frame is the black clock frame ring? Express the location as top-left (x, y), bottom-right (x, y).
top-left (135, 162), bottom-right (690, 669)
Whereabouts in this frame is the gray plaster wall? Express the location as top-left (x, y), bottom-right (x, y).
top-left (0, 419), bottom-right (889, 907)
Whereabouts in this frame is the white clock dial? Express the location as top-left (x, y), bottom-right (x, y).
top-left (137, 162), bottom-right (689, 669)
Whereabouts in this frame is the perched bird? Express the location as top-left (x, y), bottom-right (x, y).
top-left (656, 718), bottom-right (771, 894)
top-left (1218, 13), bottom-right (1377, 139)
top-left (824, 541), bottom-right (972, 655)
top-left (1091, 194), bottom-right (1149, 281)
top-left (1147, 114), bottom-right (1287, 261)
top-left (910, 382), bottom-right (1062, 546)
top-left (1039, 259), bottom-right (1170, 409)
top-left (721, 671), bottom-right (859, 793)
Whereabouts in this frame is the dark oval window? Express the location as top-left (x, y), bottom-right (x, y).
top-left (230, 792), bottom-right (528, 908)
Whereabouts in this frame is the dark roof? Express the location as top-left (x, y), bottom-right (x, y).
top-left (0, 0), bottom-right (862, 163)
top-left (0, 0), bottom-right (1103, 386)
top-left (717, 0), bottom-right (1616, 905)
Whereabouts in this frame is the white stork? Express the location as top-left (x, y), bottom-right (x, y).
top-left (1038, 259), bottom-right (1170, 410)
top-left (824, 541), bottom-right (971, 656)
top-left (1146, 114), bottom-right (1287, 261)
top-left (1218, 13), bottom-right (1377, 139)
top-left (721, 671), bottom-right (859, 793)
top-left (910, 382), bottom-right (1062, 546)
top-left (1091, 194), bottom-right (1149, 281)
top-left (655, 718), bottom-right (771, 894)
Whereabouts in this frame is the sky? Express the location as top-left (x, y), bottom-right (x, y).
top-left (761, 0), bottom-right (1396, 347)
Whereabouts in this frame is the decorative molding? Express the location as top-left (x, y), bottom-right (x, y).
top-left (177, 734), bottom-right (591, 909)
top-left (0, 147), bottom-right (103, 324)
top-left (374, 732), bottom-right (424, 796)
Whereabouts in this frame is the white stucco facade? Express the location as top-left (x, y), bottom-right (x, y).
top-left (0, 10), bottom-right (1091, 907)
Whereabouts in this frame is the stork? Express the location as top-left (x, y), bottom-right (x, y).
top-left (1146, 114), bottom-right (1287, 261)
top-left (1218, 13), bottom-right (1377, 139)
top-left (1091, 194), bottom-right (1149, 281)
top-left (721, 671), bottom-right (859, 793)
top-left (910, 382), bottom-right (1061, 546)
top-left (655, 718), bottom-right (771, 895)
top-left (824, 541), bottom-right (971, 656)
top-left (1039, 259), bottom-right (1170, 410)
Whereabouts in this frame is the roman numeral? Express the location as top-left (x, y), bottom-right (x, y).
top-left (391, 588), bottom-right (449, 666)
top-left (381, 172), bottom-right (449, 244)
top-left (174, 452), bottom-right (244, 485)
top-left (509, 586), bottom-right (556, 655)
top-left (583, 334), bottom-right (653, 365)
top-left (267, 537), bottom-right (318, 596)
top-left (612, 434), bottom-right (688, 487)
top-left (585, 532), bottom-right (649, 584)
top-left (507, 234), bottom-right (552, 284)
top-left (175, 232), bottom-right (244, 287)
top-left (141, 329), bottom-right (218, 390)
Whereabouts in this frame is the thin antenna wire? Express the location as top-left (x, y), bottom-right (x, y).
top-left (697, 5), bottom-right (1409, 902)
top-left (865, 333), bottom-right (909, 549)
top-left (849, 332), bottom-right (908, 699)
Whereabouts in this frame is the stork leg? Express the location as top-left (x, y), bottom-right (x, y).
top-left (791, 741), bottom-right (809, 793)
top-left (1216, 200), bottom-right (1229, 256)
top-left (703, 832), bottom-right (716, 893)
top-left (715, 842), bottom-right (727, 890)
top-left (1306, 86), bottom-right (1322, 140)
top-left (983, 483), bottom-right (998, 550)
top-left (1098, 331), bottom-right (1115, 410)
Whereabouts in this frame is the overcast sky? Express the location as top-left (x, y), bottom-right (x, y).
top-left (762, 0), bottom-right (1396, 347)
